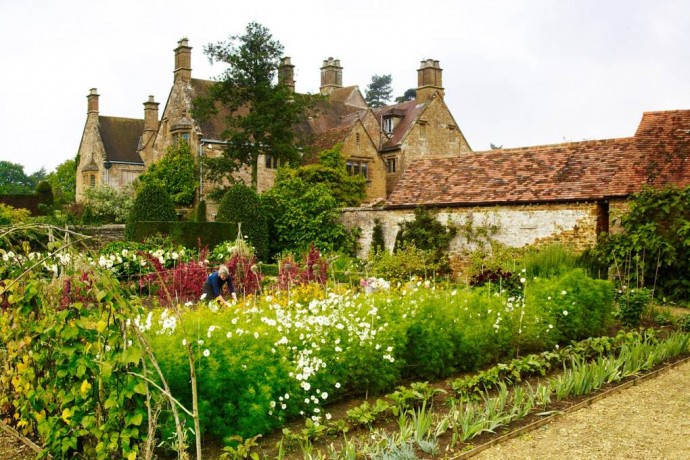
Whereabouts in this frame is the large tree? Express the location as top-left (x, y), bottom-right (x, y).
top-left (365, 74), bottom-right (393, 108)
top-left (0, 161), bottom-right (34, 194)
top-left (194, 22), bottom-right (310, 190)
top-left (395, 88), bottom-right (416, 103)
top-left (46, 157), bottom-right (77, 206)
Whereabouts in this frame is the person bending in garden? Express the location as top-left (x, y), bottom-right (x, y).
top-left (202, 264), bottom-right (237, 306)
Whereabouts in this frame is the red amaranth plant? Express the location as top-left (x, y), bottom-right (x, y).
top-left (301, 244), bottom-right (328, 286)
top-left (225, 251), bottom-right (262, 297)
top-left (277, 254), bottom-right (301, 290)
top-left (139, 250), bottom-right (210, 305)
top-left (60, 271), bottom-right (99, 309)
top-left (276, 246), bottom-right (330, 290)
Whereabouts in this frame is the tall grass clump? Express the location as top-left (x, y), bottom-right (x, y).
top-left (521, 243), bottom-right (579, 279)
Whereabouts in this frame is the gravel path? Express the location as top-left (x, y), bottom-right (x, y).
top-left (473, 359), bottom-right (690, 460)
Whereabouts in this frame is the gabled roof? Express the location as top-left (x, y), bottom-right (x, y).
top-left (190, 79), bottom-right (236, 141)
top-left (305, 86), bottom-right (367, 135)
top-left (374, 99), bottom-right (425, 150)
top-left (387, 110), bottom-right (690, 207)
top-left (98, 116), bottom-right (145, 164)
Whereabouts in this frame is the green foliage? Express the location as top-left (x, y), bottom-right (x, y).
top-left (216, 185), bottom-right (269, 260)
top-left (0, 203), bottom-right (31, 225)
top-left (346, 400), bottom-right (391, 429)
top-left (395, 88), bottom-right (416, 103)
top-left (125, 183), bottom-right (177, 239)
top-left (370, 218), bottom-right (386, 255)
top-left (616, 287), bottom-right (652, 329)
top-left (522, 243), bottom-right (579, 279)
top-left (194, 22), bottom-right (312, 189)
top-left (365, 74), bottom-right (393, 108)
top-left (527, 269), bottom-right (614, 345)
top-left (0, 265), bottom-right (148, 458)
top-left (262, 177), bottom-right (348, 258)
top-left (35, 180), bottom-right (54, 215)
top-left (590, 185), bottom-right (690, 300)
top-left (367, 245), bottom-right (444, 282)
top-left (283, 145), bottom-right (366, 207)
top-left (138, 140), bottom-right (197, 206)
top-left (395, 207), bottom-right (456, 271)
top-left (81, 184), bottom-right (135, 224)
top-left (126, 221), bottom-right (237, 249)
top-left (675, 314), bottom-right (690, 332)
top-left (46, 157), bottom-right (77, 206)
top-left (0, 160), bottom-right (35, 194)
top-left (196, 199), bottom-right (207, 222)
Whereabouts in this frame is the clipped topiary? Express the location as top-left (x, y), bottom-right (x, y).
top-left (370, 218), bottom-right (386, 256)
top-left (216, 184), bottom-right (269, 260)
top-left (35, 180), bottom-right (54, 214)
top-left (125, 183), bottom-right (177, 240)
top-left (196, 199), bottom-right (207, 222)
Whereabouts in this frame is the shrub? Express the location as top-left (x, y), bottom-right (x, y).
top-left (138, 140), bottom-right (197, 206)
top-left (675, 314), bottom-right (690, 332)
top-left (262, 177), bottom-right (347, 257)
top-left (0, 203), bottom-right (30, 225)
top-left (470, 267), bottom-right (521, 297)
top-left (216, 185), bottom-right (269, 261)
top-left (125, 183), bottom-right (177, 239)
top-left (370, 218), bottom-right (385, 255)
top-left (0, 266), bottom-right (148, 458)
top-left (81, 184), bottom-right (135, 224)
top-left (616, 287), bottom-right (652, 329)
top-left (367, 245), bottom-right (444, 282)
top-left (196, 199), bottom-right (207, 222)
top-left (35, 180), bottom-right (54, 212)
top-left (527, 269), bottom-right (614, 345)
top-left (394, 207), bottom-right (456, 258)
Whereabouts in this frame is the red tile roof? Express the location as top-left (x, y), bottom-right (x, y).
top-left (374, 99), bottom-right (425, 150)
top-left (387, 110), bottom-right (690, 207)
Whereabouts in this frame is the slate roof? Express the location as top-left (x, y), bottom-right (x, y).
top-left (387, 110), bottom-right (690, 207)
top-left (98, 116), bottom-right (145, 164)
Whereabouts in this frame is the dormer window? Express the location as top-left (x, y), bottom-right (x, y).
top-left (382, 117), bottom-right (394, 135)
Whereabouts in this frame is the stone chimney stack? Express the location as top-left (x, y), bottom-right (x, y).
top-left (279, 57), bottom-right (296, 93)
top-left (174, 38), bottom-right (192, 83)
top-left (142, 95), bottom-right (159, 147)
top-left (320, 57), bottom-right (343, 95)
top-left (416, 59), bottom-right (444, 103)
top-left (87, 88), bottom-right (99, 114)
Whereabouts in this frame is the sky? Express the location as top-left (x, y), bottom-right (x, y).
top-left (2, 0), bottom-right (690, 175)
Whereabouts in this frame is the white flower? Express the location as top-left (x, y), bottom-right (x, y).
top-left (182, 339), bottom-right (187, 346)
top-left (203, 349), bottom-right (210, 357)
top-left (520, 277), bottom-right (526, 283)
top-left (321, 392), bottom-right (328, 399)
top-left (561, 290), bottom-right (567, 295)
top-left (335, 382), bottom-right (341, 389)
top-left (562, 310), bottom-right (569, 316)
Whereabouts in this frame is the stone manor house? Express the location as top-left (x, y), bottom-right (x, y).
top-left (77, 39), bottom-right (690, 257)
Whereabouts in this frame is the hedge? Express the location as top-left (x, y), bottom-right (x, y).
top-left (126, 221), bottom-right (238, 250)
